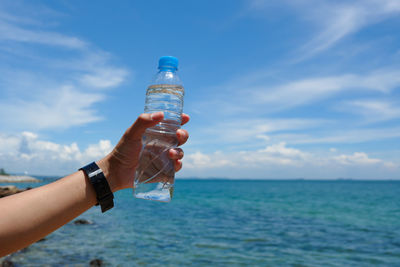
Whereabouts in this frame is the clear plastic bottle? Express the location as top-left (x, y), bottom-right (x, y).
top-left (133, 56), bottom-right (184, 202)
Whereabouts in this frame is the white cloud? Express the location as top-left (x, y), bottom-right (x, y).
top-left (260, 142), bottom-right (307, 159)
top-left (84, 140), bottom-right (113, 159)
top-left (0, 132), bottom-right (112, 175)
top-left (194, 68), bottom-right (400, 120)
top-left (0, 135), bottom-right (20, 156)
top-left (0, 21), bottom-right (87, 49)
top-left (297, 3), bottom-right (370, 59)
top-left (242, 142), bottom-right (311, 167)
top-left (338, 99), bottom-right (400, 123)
top-left (273, 126), bottom-right (400, 145)
top-left (0, 1), bottom-right (86, 49)
top-left (250, 70), bottom-right (400, 112)
top-left (248, 0), bottom-right (400, 59)
top-left (186, 151), bottom-right (235, 169)
top-left (0, 129), bottom-right (397, 179)
top-left (186, 143), bottom-right (310, 170)
top-left (189, 142), bottom-right (312, 172)
top-left (332, 152), bottom-right (397, 170)
top-left (199, 118), bottom-right (325, 145)
top-left (333, 152), bottom-right (381, 165)
top-left (0, 86), bottom-right (105, 130)
top-left (190, 68), bottom-right (400, 151)
top-left (80, 68), bottom-right (128, 89)
top-left (181, 144), bottom-right (398, 179)
top-left (0, 4), bottom-right (129, 132)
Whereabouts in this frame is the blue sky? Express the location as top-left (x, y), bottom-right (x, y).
top-left (0, 0), bottom-right (399, 179)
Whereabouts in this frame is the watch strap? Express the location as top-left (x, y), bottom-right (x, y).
top-left (80, 162), bottom-right (114, 213)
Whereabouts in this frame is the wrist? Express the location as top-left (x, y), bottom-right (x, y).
top-left (96, 156), bottom-right (119, 193)
top-left (80, 161), bottom-right (114, 213)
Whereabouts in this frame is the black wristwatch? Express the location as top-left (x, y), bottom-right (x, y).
top-left (79, 162), bottom-right (114, 213)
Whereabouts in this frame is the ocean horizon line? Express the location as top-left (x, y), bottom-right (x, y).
top-left (10, 174), bottom-right (399, 182)
top-left (176, 177), bottom-right (400, 181)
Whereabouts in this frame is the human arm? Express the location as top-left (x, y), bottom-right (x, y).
top-left (0, 112), bottom-right (189, 256)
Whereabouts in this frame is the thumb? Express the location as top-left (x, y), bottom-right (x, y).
top-left (125, 112), bottom-right (164, 141)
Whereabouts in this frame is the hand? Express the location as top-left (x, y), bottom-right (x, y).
top-left (97, 112), bottom-right (189, 192)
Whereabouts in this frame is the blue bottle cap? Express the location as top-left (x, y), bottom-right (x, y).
top-left (158, 56), bottom-right (178, 70)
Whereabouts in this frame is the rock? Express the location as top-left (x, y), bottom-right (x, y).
top-left (89, 259), bottom-right (103, 266)
top-left (0, 186), bottom-right (26, 198)
top-left (74, 219), bottom-right (93, 225)
top-left (0, 175), bottom-right (40, 183)
top-left (1, 259), bottom-right (14, 267)
top-left (0, 185), bottom-right (35, 198)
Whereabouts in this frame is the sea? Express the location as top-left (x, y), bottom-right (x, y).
top-left (1, 178), bottom-right (400, 266)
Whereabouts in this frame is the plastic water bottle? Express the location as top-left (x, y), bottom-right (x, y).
top-left (133, 56), bottom-right (184, 202)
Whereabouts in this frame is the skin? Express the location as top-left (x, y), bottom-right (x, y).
top-left (0, 112), bottom-right (189, 257)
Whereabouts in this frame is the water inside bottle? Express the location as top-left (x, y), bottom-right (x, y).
top-left (134, 84), bottom-right (184, 202)
top-left (144, 84), bottom-right (184, 125)
top-left (134, 129), bottom-right (178, 202)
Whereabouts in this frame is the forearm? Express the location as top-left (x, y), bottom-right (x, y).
top-left (0, 170), bottom-right (97, 256)
top-left (0, 113), bottom-right (189, 257)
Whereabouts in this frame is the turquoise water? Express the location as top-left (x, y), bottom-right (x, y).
top-left (2, 179), bottom-right (400, 266)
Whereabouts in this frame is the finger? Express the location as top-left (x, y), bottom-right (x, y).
top-left (169, 148), bottom-right (184, 160)
top-left (125, 112), bottom-right (164, 141)
top-left (181, 113), bottom-right (190, 126)
top-left (176, 129), bottom-right (189, 146)
top-left (175, 159), bottom-right (182, 172)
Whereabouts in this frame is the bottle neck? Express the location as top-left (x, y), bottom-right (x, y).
top-left (152, 67), bottom-right (181, 86)
top-left (158, 67), bottom-right (177, 73)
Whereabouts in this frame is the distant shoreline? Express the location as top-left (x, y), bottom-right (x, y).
top-left (1, 175), bottom-right (398, 183)
top-left (176, 177), bottom-right (400, 181)
top-left (0, 175), bottom-right (40, 183)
